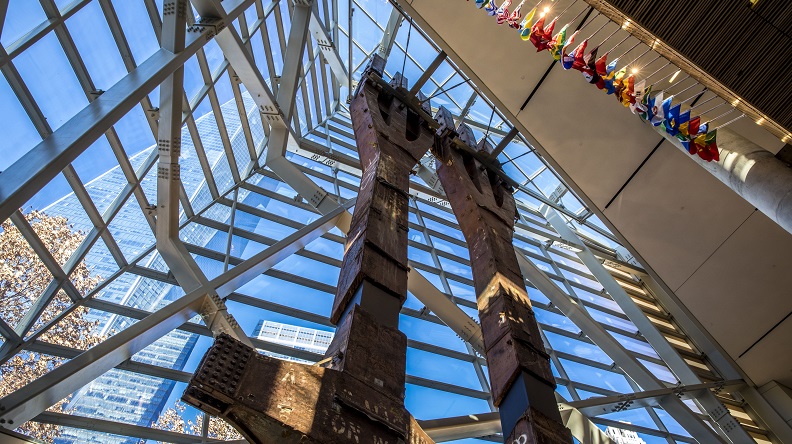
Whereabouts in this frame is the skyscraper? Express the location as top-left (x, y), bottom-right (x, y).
top-left (46, 95), bottom-right (263, 444)
top-left (252, 320), bottom-right (333, 363)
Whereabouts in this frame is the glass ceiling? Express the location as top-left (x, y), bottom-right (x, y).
top-left (0, 0), bottom-right (775, 443)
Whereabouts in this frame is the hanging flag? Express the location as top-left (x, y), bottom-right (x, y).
top-left (581, 46), bottom-right (602, 86)
top-left (664, 103), bottom-right (681, 135)
top-left (648, 91), bottom-right (665, 126)
top-left (496, 0), bottom-right (512, 24)
top-left (688, 116), bottom-right (701, 138)
top-left (631, 80), bottom-right (646, 114)
top-left (594, 51), bottom-right (609, 90)
top-left (675, 110), bottom-right (691, 138)
top-left (529, 15), bottom-right (547, 49)
top-left (705, 129), bottom-right (719, 161)
top-left (602, 59), bottom-right (619, 94)
top-left (519, 7), bottom-right (537, 38)
top-left (693, 133), bottom-right (710, 159)
top-left (560, 30), bottom-right (578, 68)
top-left (537, 17), bottom-right (557, 51)
top-left (507, 7), bottom-right (523, 28)
top-left (550, 24), bottom-right (569, 61)
top-left (570, 39), bottom-right (589, 71)
top-left (610, 66), bottom-right (626, 96)
top-left (476, 0), bottom-right (488, 9)
top-left (639, 85), bottom-right (653, 119)
top-left (486, 0), bottom-right (499, 16)
top-left (620, 74), bottom-right (635, 107)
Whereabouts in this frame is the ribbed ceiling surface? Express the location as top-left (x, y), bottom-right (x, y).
top-left (602, 0), bottom-right (792, 134)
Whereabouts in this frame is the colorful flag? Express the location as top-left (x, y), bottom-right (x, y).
top-left (631, 80), bottom-right (646, 114)
top-left (476, 0), bottom-right (488, 9)
top-left (507, 8), bottom-right (523, 28)
top-left (664, 103), bottom-right (681, 135)
top-left (610, 66), bottom-right (626, 96)
top-left (537, 17), bottom-right (557, 51)
top-left (593, 51), bottom-right (609, 89)
top-left (693, 133), bottom-right (709, 159)
top-left (529, 15), bottom-right (547, 50)
top-left (486, 0), bottom-right (499, 16)
top-left (550, 24), bottom-right (569, 61)
top-left (705, 129), bottom-right (719, 161)
top-left (619, 74), bottom-right (634, 106)
top-left (688, 116), bottom-right (701, 137)
top-left (582, 46), bottom-right (601, 86)
top-left (603, 59), bottom-right (620, 94)
top-left (560, 30), bottom-right (579, 66)
top-left (648, 91), bottom-right (665, 125)
top-left (570, 39), bottom-right (589, 71)
top-left (675, 110), bottom-right (691, 138)
top-left (519, 7), bottom-right (537, 38)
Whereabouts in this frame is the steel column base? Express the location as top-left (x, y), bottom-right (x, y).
top-left (183, 308), bottom-right (434, 444)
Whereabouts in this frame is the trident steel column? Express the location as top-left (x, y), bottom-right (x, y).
top-left (181, 55), bottom-right (436, 444)
top-left (432, 110), bottom-right (573, 444)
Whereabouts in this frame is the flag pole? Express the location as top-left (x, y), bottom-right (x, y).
top-left (611, 40), bottom-right (641, 61)
top-left (623, 46), bottom-right (653, 69)
top-left (670, 82), bottom-right (700, 101)
top-left (643, 61), bottom-right (672, 82)
top-left (712, 113), bottom-right (745, 129)
top-left (697, 101), bottom-right (730, 117)
top-left (581, 16), bottom-right (609, 41)
top-left (678, 87), bottom-right (708, 106)
top-left (689, 94), bottom-right (719, 111)
top-left (594, 25), bottom-right (620, 48)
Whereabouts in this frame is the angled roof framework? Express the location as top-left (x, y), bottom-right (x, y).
top-left (0, 0), bottom-right (787, 443)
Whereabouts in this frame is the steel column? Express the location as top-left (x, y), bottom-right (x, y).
top-left (182, 56), bottom-right (436, 443)
top-left (431, 111), bottom-right (573, 443)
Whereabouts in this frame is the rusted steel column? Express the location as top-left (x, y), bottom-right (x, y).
top-left (432, 109), bottom-right (573, 444)
top-left (182, 55), bottom-right (436, 444)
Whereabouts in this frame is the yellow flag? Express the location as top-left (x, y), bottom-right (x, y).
top-left (520, 7), bottom-right (537, 41)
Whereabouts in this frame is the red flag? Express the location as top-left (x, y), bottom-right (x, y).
top-left (688, 116), bottom-right (701, 137)
top-left (529, 15), bottom-right (547, 50)
top-left (570, 39), bottom-right (589, 71)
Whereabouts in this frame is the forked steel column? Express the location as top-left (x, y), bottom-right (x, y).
top-left (181, 55), bottom-right (436, 443)
top-left (432, 112), bottom-right (573, 444)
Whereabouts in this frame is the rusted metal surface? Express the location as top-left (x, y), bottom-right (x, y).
top-left (433, 113), bottom-right (572, 442)
top-left (505, 406), bottom-right (576, 444)
top-left (183, 55), bottom-right (435, 443)
top-left (183, 330), bottom-right (433, 444)
top-left (331, 56), bottom-right (435, 326)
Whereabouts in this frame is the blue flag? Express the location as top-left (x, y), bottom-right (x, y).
top-left (664, 104), bottom-right (681, 135)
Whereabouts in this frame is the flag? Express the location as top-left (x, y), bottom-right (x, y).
top-left (570, 39), bottom-right (589, 71)
top-left (476, 0), bottom-right (488, 9)
top-left (648, 91), bottom-right (665, 125)
top-left (560, 30), bottom-right (578, 68)
top-left (486, 0), bottom-right (499, 16)
top-left (674, 110), bottom-right (691, 138)
top-left (536, 17), bottom-right (557, 51)
top-left (631, 80), bottom-right (646, 114)
top-left (519, 7), bottom-right (537, 38)
top-left (594, 51), bottom-right (609, 89)
top-left (693, 133), bottom-right (710, 159)
top-left (496, 8), bottom-right (510, 25)
top-left (550, 25), bottom-right (569, 61)
top-left (620, 74), bottom-right (634, 106)
top-left (582, 46), bottom-right (601, 86)
top-left (529, 15), bottom-right (547, 49)
top-left (603, 59), bottom-right (620, 94)
top-left (705, 129), bottom-right (719, 161)
top-left (611, 66), bottom-right (626, 96)
top-left (664, 104), bottom-right (681, 135)
top-left (688, 116), bottom-right (701, 137)
top-left (507, 8), bottom-right (523, 28)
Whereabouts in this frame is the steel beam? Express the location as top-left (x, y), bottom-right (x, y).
top-left (309, 7), bottom-right (349, 88)
top-left (432, 112), bottom-right (572, 443)
top-left (376, 7), bottom-right (403, 59)
top-left (514, 250), bottom-right (726, 443)
top-left (418, 412), bottom-right (501, 442)
top-left (0, 0), bottom-right (256, 225)
top-left (182, 56), bottom-right (436, 443)
top-left (409, 51), bottom-right (446, 96)
top-left (541, 205), bottom-right (754, 443)
top-left (0, 290), bottom-right (208, 428)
